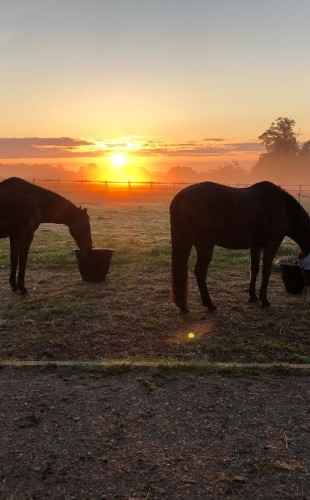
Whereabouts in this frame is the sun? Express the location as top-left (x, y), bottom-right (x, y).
top-left (110, 152), bottom-right (128, 168)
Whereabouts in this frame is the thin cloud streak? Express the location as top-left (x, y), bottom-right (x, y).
top-left (203, 138), bottom-right (225, 142)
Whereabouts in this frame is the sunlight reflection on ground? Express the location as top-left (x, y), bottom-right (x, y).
top-left (166, 319), bottom-right (215, 345)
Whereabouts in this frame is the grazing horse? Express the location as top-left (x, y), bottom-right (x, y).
top-left (170, 181), bottom-right (310, 313)
top-left (0, 177), bottom-right (93, 294)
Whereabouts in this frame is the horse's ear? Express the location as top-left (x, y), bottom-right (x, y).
top-left (82, 208), bottom-right (88, 214)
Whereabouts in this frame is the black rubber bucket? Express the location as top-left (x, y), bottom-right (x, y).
top-left (303, 269), bottom-right (310, 286)
top-left (74, 248), bottom-right (115, 283)
top-left (280, 262), bottom-right (304, 294)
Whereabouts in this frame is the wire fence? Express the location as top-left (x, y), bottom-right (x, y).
top-left (4, 177), bottom-right (310, 206)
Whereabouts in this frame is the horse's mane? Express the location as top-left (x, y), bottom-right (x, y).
top-left (279, 184), bottom-right (309, 221)
top-left (266, 181), bottom-right (310, 225)
top-left (28, 180), bottom-right (75, 206)
top-left (250, 181), bottom-right (310, 228)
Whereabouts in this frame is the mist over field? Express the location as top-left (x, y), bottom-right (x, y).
top-left (1, 155), bottom-right (310, 188)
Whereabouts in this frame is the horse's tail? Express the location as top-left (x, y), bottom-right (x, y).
top-left (170, 195), bottom-right (192, 312)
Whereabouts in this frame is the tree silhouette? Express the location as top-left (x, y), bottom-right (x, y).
top-left (252, 117), bottom-right (310, 183)
top-left (300, 140), bottom-right (310, 156)
top-left (258, 117), bottom-right (299, 155)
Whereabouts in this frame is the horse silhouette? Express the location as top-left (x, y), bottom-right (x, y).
top-left (170, 181), bottom-right (310, 313)
top-left (0, 177), bottom-right (93, 294)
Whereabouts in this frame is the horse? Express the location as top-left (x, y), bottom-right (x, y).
top-left (0, 177), bottom-right (93, 294)
top-left (170, 180), bottom-right (310, 313)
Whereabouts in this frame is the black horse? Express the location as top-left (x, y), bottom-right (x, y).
top-left (170, 181), bottom-right (310, 313)
top-left (0, 177), bottom-right (93, 294)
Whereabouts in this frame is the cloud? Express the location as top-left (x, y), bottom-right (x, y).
top-left (0, 137), bottom-right (96, 158)
top-left (135, 141), bottom-right (264, 157)
top-left (203, 138), bottom-right (225, 142)
top-left (228, 142), bottom-right (264, 152)
top-left (0, 136), bottom-right (264, 159)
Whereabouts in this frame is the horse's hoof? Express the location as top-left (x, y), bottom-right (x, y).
top-left (11, 286), bottom-right (18, 293)
top-left (19, 288), bottom-right (28, 296)
top-left (248, 295), bottom-right (258, 304)
top-left (202, 300), bottom-right (217, 312)
top-left (207, 304), bottom-right (217, 313)
top-left (180, 307), bottom-right (190, 316)
top-left (261, 300), bottom-right (271, 308)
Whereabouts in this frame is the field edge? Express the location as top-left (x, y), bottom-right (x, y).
top-left (1, 359), bottom-right (310, 377)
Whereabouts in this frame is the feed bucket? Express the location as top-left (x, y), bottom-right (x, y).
top-left (280, 262), bottom-right (304, 294)
top-left (74, 248), bottom-right (115, 283)
top-left (303, 269), bottom-right (310, 286)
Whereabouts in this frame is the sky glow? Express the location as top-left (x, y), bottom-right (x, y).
top-left (1, 0), bottom-right (310, 173)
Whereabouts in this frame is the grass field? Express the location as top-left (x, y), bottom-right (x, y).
top-left (0, 187), bottom-right (309, 364)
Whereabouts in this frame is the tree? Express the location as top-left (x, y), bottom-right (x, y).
top-left (258, 117), bottom-right (299, 155)
top-left (300, 140), bottom-right (310, 156)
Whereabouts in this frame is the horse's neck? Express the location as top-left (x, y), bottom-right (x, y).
top-left (40, 191), bottom-right (76, 225)
top-left (295, 228), bottom-right (310, 255)
top-left (288, 201), bottom-right (310, 254)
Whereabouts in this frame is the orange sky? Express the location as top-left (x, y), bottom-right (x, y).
top-left (2, 1), bottom-right (310, 182)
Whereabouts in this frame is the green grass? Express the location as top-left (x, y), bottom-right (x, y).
top-left (3, 295), bottom-right (108, 324)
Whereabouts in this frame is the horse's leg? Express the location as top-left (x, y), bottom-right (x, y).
top-left (171, 240), bottom-right (192, 315)
top-left (194, 243), bottom-right (216, 312)
top-left (259, 242), bottom-right (281, 307)
top-left (248, 246), bottom-right (261, 303)
top-left (9, 236), bottom-right (19, 291)
top-left (17, 233), bottom-right (34, 295)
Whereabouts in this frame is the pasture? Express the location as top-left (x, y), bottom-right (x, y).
top-left (0, 184), bottom-right (309, 364)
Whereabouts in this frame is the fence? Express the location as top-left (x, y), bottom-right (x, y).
top-left (3, 178), bottom-right (310, 206)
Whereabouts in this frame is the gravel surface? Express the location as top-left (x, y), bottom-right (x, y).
top-left (0, 367), bottom-right (309, 499)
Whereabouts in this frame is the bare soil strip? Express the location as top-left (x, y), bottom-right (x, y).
top-left (1, 367), bottom-right (309, 499)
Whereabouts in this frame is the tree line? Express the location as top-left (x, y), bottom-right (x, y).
top-left (203, 117), bottom-right (310, 185)
top-left (251, 117), bottom-right (310, 184)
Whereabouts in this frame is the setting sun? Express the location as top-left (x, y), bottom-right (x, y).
top-left (110, 152), bottom-right (128, 168)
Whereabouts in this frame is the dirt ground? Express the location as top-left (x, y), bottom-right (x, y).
top-left (0, 367), bottom-right (309, 499)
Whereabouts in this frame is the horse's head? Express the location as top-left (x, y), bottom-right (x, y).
top-left (69, 207), bottom-right (93, 255)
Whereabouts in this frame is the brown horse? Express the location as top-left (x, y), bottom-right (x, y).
top-left (170, 181), bottom-right (310, 313)
top-left (0, 177), bottom-right (93, 294)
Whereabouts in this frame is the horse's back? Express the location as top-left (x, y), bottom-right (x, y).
top-left (0, 178), bottom-right (42, 236)
top-left (170, 181), bottom-right (282, 215)
top-left (0, 177), bottom-right (35, 195)
top-left (0, 178), bottom-right (40, 211)
top-left (170, 182), bottom-right (249, 219)
top-left (170, 181), bottom-right (287, 249)
top-left (0, 177), bottom-right (37, 205)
